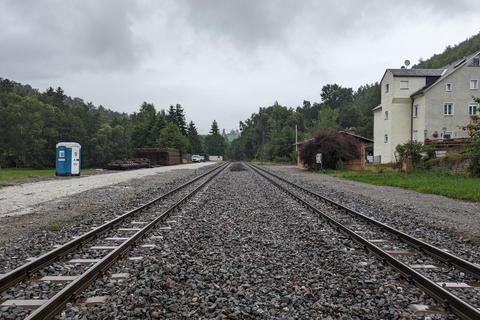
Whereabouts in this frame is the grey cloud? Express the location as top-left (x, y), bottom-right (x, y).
top-left (0, 0), bottom-right (145, 79)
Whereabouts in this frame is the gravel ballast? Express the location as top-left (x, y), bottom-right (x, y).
top-left (56, 163), bottom-right (452, 319)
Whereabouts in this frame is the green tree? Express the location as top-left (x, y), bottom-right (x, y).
top-left (157, 122), bottom-right (190, 152)
top-left (187, 121), bottom-right (202, 154)
top-left (311, 106), bottom-right (340, 134)
top-left (205, 120), bottom-right (226, 155)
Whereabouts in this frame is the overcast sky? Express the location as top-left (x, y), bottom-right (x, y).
top-left (1, 1), bottom-right (479, 133)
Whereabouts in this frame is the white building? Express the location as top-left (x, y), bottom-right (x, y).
top-left (373, 51), bottom-right (480, 163)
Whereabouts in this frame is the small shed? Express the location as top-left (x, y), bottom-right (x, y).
top-left (296, 130), bottom-right (373, 170)
top-left (56, 142), bottom-right (81, 176)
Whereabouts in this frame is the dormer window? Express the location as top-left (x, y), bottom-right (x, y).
top-left (399, 80), bottom-right (409, 90)
top-left (445, 83), bottom-right (452, 92)
top-left (385, 84), bottom-right (389, 93)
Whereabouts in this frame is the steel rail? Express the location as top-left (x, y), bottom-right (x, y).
top-left (26, 162), bottom-right (230, 320)
top-left (247, 163), bottom-right (480, 320)
top-left (250, 163), bottom-right (480, 280)
top-left (0, 162), bottom-right (227, 293)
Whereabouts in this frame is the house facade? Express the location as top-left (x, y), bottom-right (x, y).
top-left (373, 51), bottom-right (480, 163)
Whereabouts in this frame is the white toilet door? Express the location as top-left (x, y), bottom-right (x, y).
top-left (71, 147), bottom-right (80, 174)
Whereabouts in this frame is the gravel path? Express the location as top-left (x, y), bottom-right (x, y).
top-left (0, 163), bottom-right (213, 218)
top-left (58, 163), bottom-right (450, 319)
top-left (265, 165), bottom-right (480, 245)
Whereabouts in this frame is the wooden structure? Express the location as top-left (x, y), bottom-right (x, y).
top-left (135, 148), bottom-right (181, 165)
top-left (296, 130), bottom-right (373, 170)
top-left (424, 138), bottom-right (472, 153)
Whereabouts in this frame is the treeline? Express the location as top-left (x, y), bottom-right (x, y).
top-left (227, 83), bottom-right (380, 161)
top-left (415, 32), bottom-right (480, 68)
top-left (0, 78), bottom-right (227, 168)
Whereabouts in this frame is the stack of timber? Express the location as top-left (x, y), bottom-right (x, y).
top-left (135, 148), bottom-right (181, 165)
top-left (106, 158), bottom-right (151, 170)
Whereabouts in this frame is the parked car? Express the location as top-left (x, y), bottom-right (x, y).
top-left (191, 154), bottom-right (202, 162)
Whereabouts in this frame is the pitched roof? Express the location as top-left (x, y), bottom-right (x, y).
top-left (410, 50), bottom-right (480, 97)
top-left (387, 68), bottom-right (445, 77)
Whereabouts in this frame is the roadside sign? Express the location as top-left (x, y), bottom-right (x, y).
top-left (316, 153), bottom-right (322, 164)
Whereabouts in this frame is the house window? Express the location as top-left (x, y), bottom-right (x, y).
top-left (413, 105), bottom-right (418, 118)
top-left (443, 103), bottom-right (454, 115)
top-left (400, 80), bottom-right (409, 90)
top-left (384, 134), bottom-right (388, 143)
top-left (443, 132), bottom-right (452, 140)
top-left (469, 103), bottom-right (479, 116)
top-left (385, 84), bottom-right (390, 93)
top-left (445, 83), bottom-right (452, 91)
top-left (470, 79), bottom-right (478, 89)
top-left (413, 130), bottom-right (418, 141)
top-left (384, 111), bottom-right (389, 120)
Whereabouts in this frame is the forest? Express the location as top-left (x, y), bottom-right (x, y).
top-left (227, 32), bottom-right (480, 161)
top-left (0, 79), bottom-right (226, 168)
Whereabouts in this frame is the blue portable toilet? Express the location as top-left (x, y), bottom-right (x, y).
top-left (56, 142), bottom-right (81, 176)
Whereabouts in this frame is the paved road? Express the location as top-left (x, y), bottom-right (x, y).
top-left (0, 162), bottom-right (213, 218)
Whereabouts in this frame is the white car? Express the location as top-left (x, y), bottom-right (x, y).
top-left (191, 155), bottom-right (202, 162)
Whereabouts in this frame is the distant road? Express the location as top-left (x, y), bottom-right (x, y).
top-left (0, 162), bottom-right (213, 218)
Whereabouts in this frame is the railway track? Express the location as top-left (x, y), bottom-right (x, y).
top-left (247, 163), bottom-right (480, 320)
top-left (0, 162), bottom-right (229, 319)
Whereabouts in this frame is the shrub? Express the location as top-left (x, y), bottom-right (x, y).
top-left (395, 141), bottom-right (424, 165)
top-left (300, 128), bottom-right (360, 169)
top-left (470, 139), bottom-right (480, 176)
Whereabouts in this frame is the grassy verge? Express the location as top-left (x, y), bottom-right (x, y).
top-left (326, 169), bottom-right (480, 202)
top-left (0, 168), bottom-right (98, 182)
top-left (0, 168), bottom-right (55, 181)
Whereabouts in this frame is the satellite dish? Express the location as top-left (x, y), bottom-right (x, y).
top-left (404, 59), bottom-right (411, 67)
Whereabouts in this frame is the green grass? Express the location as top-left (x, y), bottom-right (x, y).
top-left (0, 168), bottom-right (98, 182)
top-left (0, 168), bottom-right (55, 181)
top-left (326, 169), bottom-right (480, 202)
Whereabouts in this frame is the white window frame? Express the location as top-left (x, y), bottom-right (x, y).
top-left (399, 80), bottom-right (409, 90)
top-left (469, 103), bottom-right (479, 116)
top-left (443, 103), bottom-right (454, 115)
top-left (445, 83), bottom-right (452, 92)
top-left (413, 105), bottom-right (418, 118)
top-left (384, 111), bottom-right (389, 120)
top-left (384, 134), bottom-right (388, 143)
top-left (470, 79), bottom-right (478, 90)
top-left (385, 83), bottom-right (389, 93)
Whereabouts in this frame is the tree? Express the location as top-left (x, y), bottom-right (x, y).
top-left (300, 128), bottom-right (360, 169)
top-left (157, 122), bottom-right (190, 153)
top-left (311, 106), bottom-right (339, 134)
top-left (205, 120), bottom-right (226, 155)
top-left (187, 121), bottom-right (202, 154)
top-left (320, 84), bottom-right (353, 109)
top-left (131, 102), bottom-right (158, 148)
top-left (166, 104), bottom-right (187, 135)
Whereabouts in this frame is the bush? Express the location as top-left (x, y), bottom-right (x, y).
top-left (470, 139), bottom-right (480, 176)
top-left (300, 128), bottom-right (359, 169)
top-left (395, 141), bottom-right (424, 164)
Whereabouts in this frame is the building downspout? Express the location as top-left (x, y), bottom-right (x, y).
top-left (410, 99), bottom-right (414, 141)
